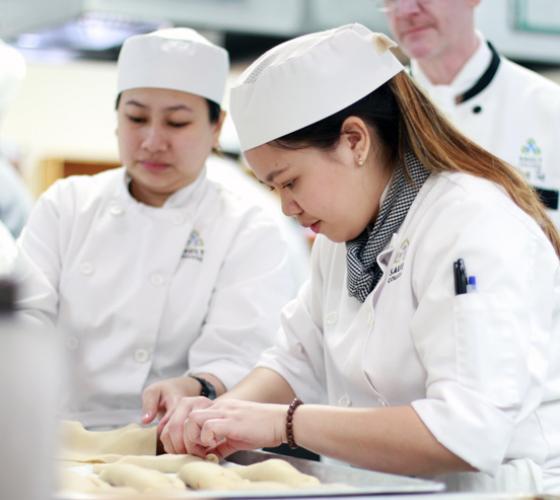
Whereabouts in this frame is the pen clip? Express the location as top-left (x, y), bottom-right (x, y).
top-left (453, 258), bottom-right (468, 295)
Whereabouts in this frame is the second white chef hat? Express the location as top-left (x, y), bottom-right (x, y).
top-left (117, 27), bottom-right (229, 105)
top-left (230, 24), bottom-right (404, 151)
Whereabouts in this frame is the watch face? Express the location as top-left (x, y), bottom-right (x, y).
top-left (204, 380), bottom-right (217, 400)
top-left (192, 376), bottom-right (217, 400)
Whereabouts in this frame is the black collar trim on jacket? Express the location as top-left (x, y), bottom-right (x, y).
top-left (408, 41), bottom-right (501, 105)
top-left (455, 41), bottom-right (501, 104)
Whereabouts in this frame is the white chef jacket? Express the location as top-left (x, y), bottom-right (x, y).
top-left (0, 220), bottom-right (16, 275)
top-left (258, 172), bottom-right (560, 492)
top-left (411, 33), bottom-right (560, 227)
top-left (0, 158), bottom-right (32, 238)
top-left (18, 166), bottom-right (301, 428)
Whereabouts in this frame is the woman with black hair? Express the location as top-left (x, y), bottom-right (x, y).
top-left (18, 28), bottom-right (300, 430)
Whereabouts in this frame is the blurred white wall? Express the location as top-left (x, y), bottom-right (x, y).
top-left (0, 60), bottom-right (118, 194)
top-left (0, 58), bottom-right (249, 196)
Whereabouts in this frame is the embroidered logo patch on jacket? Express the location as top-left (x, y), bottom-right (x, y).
top-left (519, 138), bottom-right (544, 182)
top-left (387, 239), bottom-right (409, 284)
top-left (182, 230), bottom-right (204, 261)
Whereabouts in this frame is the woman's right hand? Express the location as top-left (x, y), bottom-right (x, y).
top-left (177, 399), bottom-right (288, 458)
top-left (159, 396), bottom-right (214, 455)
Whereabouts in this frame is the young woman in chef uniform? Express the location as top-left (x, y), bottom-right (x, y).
top-left (160, 24), bottom-right (560, 493)
top-left (17, 28), bottom-right (302, 429)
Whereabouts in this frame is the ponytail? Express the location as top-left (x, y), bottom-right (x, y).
top-left (390, 72), bottom-right (560, 256)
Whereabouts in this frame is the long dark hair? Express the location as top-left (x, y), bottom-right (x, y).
top-left (272, 72), bottom-right (560, 256)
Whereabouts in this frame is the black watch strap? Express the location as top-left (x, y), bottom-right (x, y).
top-left (190, 375), bottom-right (217, 400)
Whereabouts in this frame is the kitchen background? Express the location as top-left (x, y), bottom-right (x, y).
top-left (0, 0), bottom-right (559, 195)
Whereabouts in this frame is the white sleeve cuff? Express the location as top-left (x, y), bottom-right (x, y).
top-left (412, 384), bottom-right (516, 474)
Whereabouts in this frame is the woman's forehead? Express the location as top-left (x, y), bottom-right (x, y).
top-left (245, 144), bottom-right (284, 166)
top-left (245, 143), bottom-right (314, 175)
top-left (120, 88), bottom-right (205, 111)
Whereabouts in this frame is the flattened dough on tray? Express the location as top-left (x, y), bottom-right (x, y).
top-left (58, 468), bottom-right (136, 496)
top-left (58, 420), bottom-right (157, 463)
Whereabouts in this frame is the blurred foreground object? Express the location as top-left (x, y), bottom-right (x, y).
top-left (0, 278), bottom-right (62, 500)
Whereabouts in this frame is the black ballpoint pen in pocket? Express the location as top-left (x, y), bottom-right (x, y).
top-left (453, 258), bottom-right (468, 295)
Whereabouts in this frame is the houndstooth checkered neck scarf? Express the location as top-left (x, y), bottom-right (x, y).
top-left (346, 152), bottom-right (430, 303)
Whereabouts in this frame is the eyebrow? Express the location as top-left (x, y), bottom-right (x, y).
top-left (124, 100), bottom-right (194, 112)
top-left (265, 167), bottom-right (289, 184)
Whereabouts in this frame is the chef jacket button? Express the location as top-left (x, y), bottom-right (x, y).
top-left (79, 262), bottom-right (94, 276)
top-left (150, 273), bottom-right (165, 286)
top-left (378, 398), bottom-right (388, 407)
top-left (133, 348), bottom-right (150, 364)
top-left (338, 395), bottom-right (351, 407)
top-left (65, 336), bottom-right (79, 351)
top-left (367, 311), bottom-right (375, 328)
top-left (109, 204), bottom-right (124, 216)
top-left (325, 311), bottom-right (338, 325)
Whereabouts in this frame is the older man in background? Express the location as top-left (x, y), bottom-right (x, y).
top-left (381, 0), bottom-right (560, 226)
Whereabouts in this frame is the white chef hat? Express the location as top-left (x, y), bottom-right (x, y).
top-left (231, 23), bottom-right (404, 152)
top-left (117, 27), bottom-right (229, 105)
top-left (0, 41), bottom-right (26, 118)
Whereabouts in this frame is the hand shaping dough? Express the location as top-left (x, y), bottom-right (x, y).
top-left (231, 459), bottom-right (321, 488)
top-left (58, 420), bottom-right (157, 463)
top-left (57, 420), bottom-right (321, 494)
top-left (97, 463), bottom-right (185, 493)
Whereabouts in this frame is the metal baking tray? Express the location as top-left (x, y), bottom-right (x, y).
top-left (55, 449), bottom-right (445, 499)
top-left (219, 449), bottom-right (445, 497)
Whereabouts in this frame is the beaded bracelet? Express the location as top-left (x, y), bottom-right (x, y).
top-left (286, 397), bottom-right (304, 449)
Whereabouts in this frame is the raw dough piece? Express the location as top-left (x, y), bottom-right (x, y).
top-left (98, 463), bottom-right (185, 493)
top-left (232, 481), bottom-right (293, 491)
top-left (231, 459), bottom-right (320, 488)
top-left (58, 420), bottom-right (157, 462)
top-left (59, 459), bottom-right (94, 469)
top-left (58, 468), bottom-right (136, 496)
top-left (178, 460), bottom-right (298, 491)
top-left (178, 461), bottom-right (251, 490)
top-left (60, 453), bottom-right (123, 464)
top-left (104, 453), bottom-right (218, 473)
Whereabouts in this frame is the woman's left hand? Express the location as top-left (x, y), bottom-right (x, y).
top-left (142, 376), bottom-right (205, 433)
top-left (185, 399), bottom-right (288, 458)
